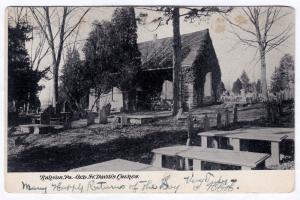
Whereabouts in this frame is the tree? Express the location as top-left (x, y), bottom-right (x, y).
top-left (82, 21), bottom-right (116, 110)
top-left (60, 49), bottom-right (89, 111)
top-left (256, 79), bottom-right (262, 93)
top-left (270, 54), bottom-right (294, 93)
top-left (240, 70), bottom-right (250, 92)
top-left (278, 54), bottom-right (294, 90)
top-left (224, 7), bottom-right (293, 99)
top-left (270, 67), bottom-right (282, 93)
top-left (138, 6), bottom-right (232, 115)
top-left (8, 18), bottom-right (46, 112)
top-left (232, 78), bottom-right (242, 95)
top-left (217, 81), bottom-right (226, 97)
top-left (111, 7), bottom-right (141, 112)
top-left (30, 7), bottom-right (90, 112)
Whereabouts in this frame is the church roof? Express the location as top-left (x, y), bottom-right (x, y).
top-left (138, 29), bottom-right (212, 70)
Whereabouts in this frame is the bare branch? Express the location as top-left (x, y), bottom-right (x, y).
top-left (222, 14), bottom-right (257, 36)
top-left (63, 8), bottom-right (90, 42)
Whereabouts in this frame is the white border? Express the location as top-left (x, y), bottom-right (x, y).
top-left (1, 0), bottom-right (299, 199)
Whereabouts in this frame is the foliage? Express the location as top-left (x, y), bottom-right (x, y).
top-left (83, 21), bottom-right (116, 98)
top-left (111, 7), bottom-right (141, 91)
top-left (232, 78), bottom-right (242, 95)
top-left (256, 79), bottom-right (262, 93)
top-left (217, 81), bottom-right (226, 97)
top-left (270, 67), bottom-right (281, 93)
top-left (8, 21), bottom-right (45, 111)
top-left (60, 49), bottom-right (90, 111)
top-left (270, 54), bottom-right (294, 93)
top-left (82, 7), bottom-right (141, 111)
top-left (240, 70), bottom-right (250, 92)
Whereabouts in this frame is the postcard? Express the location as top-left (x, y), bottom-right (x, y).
top-left (5, 5), bottom-right (295, 193)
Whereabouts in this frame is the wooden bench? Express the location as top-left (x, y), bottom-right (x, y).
top-left (68, 159), bottom-right (172, 172)
top-left (197, 127), bottom-right (293, 166)
top-left (152, 145), bottom-right (270, 170)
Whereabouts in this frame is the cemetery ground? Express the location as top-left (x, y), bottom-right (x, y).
top-left (7, 102), bottom-right (294, 172)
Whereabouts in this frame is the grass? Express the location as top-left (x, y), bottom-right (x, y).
top-left (7, 102), bottom-right (294, 172)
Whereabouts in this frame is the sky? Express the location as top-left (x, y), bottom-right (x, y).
top-left (8, 6), bottom-right (295, 105)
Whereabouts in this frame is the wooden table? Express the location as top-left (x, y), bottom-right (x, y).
top-left (152, 145), bottom-right (269, 170)
top-left (197, 127), bottom-right (294, 166)
top-left (69, 159), bottom-right (172, 172)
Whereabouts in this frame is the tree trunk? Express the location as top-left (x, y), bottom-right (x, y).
top-left (51, 63), bottom-right (57, 111)
top-left (54, 63), bottom-right (59, 109)
top-left (122, 91), bottom-right (129, 113)
top-left (259, 47), bottom-right (268, 100)
top-left (172, 7), bottom-right (182, 116)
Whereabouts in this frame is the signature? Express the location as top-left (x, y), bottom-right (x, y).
top-left (183, 172), bottom-right (237, 192)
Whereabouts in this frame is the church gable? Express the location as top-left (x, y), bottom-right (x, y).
top-left (137, 29), bottom-right (221, 110)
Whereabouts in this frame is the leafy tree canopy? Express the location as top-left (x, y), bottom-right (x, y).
top-left (8, 21), bottom-right (46, 111)
top-left (232, 78), bottom-right (242, 95)
top-left (60, 48), bottom-right (90, 111)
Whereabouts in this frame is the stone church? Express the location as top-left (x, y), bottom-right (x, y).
top-left (136, 29), bottom-right (221, 110)
top-left (89, 29), bottom-right (221, 112)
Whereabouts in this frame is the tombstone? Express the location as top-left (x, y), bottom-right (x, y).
top-left (203, 114), bottom-right (210, 131)
top-left (40, 105), bottom-right (55, 124)
top-left (120, 113), bottom-right (127, 127)
top-left (224, 108), bottom-right (230, 127)
top-left (233, 104), bottom-right (238, 123)
top-left (72, 111), bottom-right (80, 121)
top-left (240, 89), bottom-right (246, 97)
top-left (87, 112), bottom-right (95, 125)
top-left (176, 108), bottom-right (183, 120)
top-left (98, 109), bottom-right (107, 124)
top-left (217, 112), bottom-right (222, 129)
top-left (111, 117), bottom-right (119, 130)
top-left (105, 103), bottom-right (111, 116)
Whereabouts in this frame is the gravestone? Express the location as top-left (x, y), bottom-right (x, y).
top-left (176, 108), bottom-right (183, 120)
top-left (111, 117), bottom-right (119, 130)
top-left (87, 112), bottom-right (95, 125)
top-left (233, 104), bottom-right (238, 123)
top-left (240, 89), bottom-right (246, 100)
top-left (105, 103), bottom-right (111, 116)
top-left (120, 113), bottom-right (127, 127)
top-left (40, 106), bottom-right (55, 124)
top-left (72, 112), bottom-right (80, 121)
top-left (203, 114), bottom-right (210, 131)
top-left (98, 109), bottom-right (107, 124)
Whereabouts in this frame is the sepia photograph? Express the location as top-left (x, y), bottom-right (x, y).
top-left (6, 5), bottom-right (295, 174)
